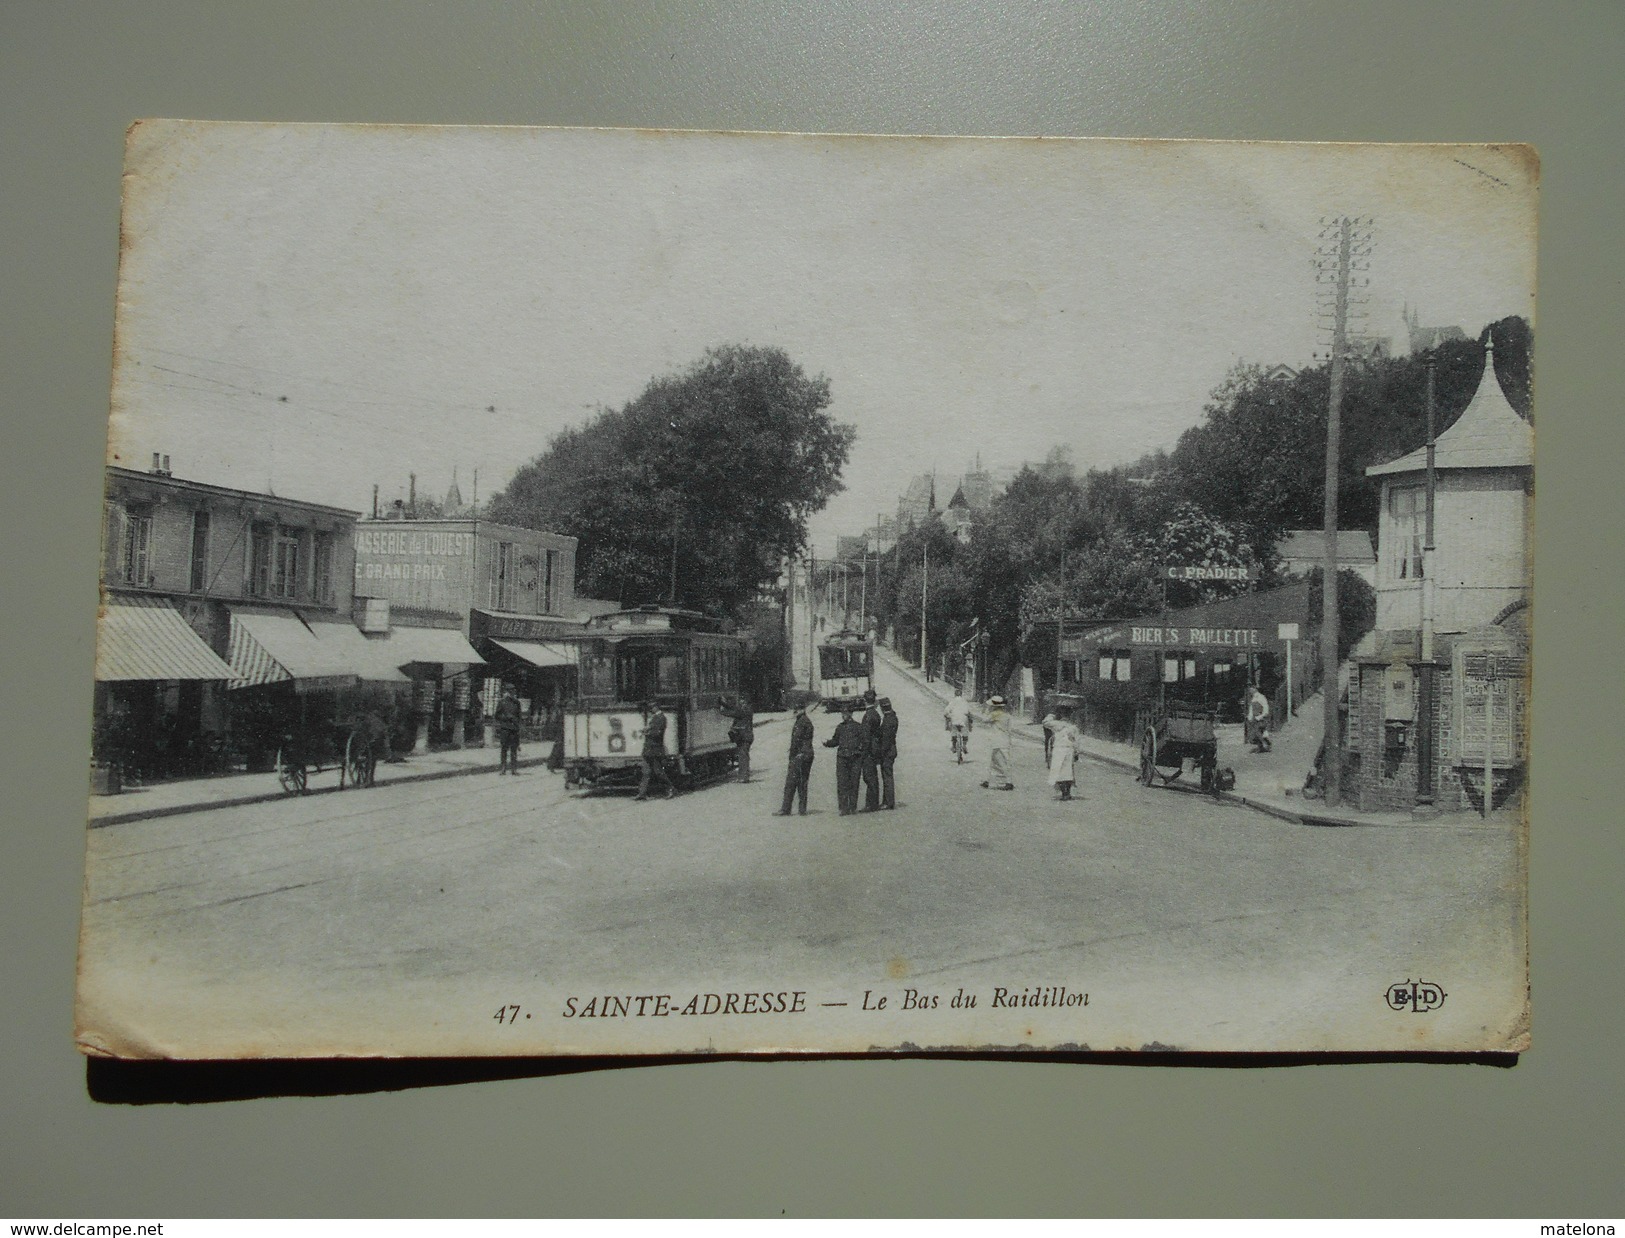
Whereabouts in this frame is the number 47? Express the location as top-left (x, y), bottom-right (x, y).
top-left (493, 1004), bottom-right (522, 1024)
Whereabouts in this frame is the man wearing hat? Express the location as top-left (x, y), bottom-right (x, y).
top-left (980, 695), bottom-right (1015, 791)
top-left (823, 702), bottom-right (867, 816)
top-left (634, 699), bottom-right (675, 801)
top-left (494, 686), bottom-right (523, 775)
top-left (774, 698), bottom-right (816, 817)
top-left (878, 696), bottom-right (899, 809)
top-left (859, 689), bottom-right (883, 812)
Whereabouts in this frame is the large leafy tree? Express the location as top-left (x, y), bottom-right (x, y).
top-left (487, 346), bottom-right (854, 616)
top-left (1167, 316), bottom-right (1533, 544)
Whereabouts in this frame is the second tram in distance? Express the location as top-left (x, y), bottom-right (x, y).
top-left (815, 629), bottom-right (874, 713)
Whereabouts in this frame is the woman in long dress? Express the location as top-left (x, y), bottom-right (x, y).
top-left (1042, 706), bottom-right (1080, 800)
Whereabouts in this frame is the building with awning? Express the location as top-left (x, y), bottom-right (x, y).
top-left (96, 593), bottom-right (237, 684)
top-left (226, 607), bottom-right (367, 692)
top-left (1060, 582), bottom-right (1314, 738)
top-left (97, 459), bottom-right (363, 783)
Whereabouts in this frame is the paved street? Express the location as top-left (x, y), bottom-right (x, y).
top-left (78, 656), bottom-right (1525, 1057)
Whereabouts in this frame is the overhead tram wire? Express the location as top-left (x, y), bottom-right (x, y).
top-left (144, 346), bottom-right (507, 417)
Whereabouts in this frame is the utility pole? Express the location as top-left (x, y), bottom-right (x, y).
top-left (1314, 215), bottom-right (1373, 809)
top-left (807, 552), bottom-right (817, 691)
top-left (860, 540), bottom-right (868, 629)
top-left (1055, 549), bottom-right (1066, 696)
top-left (920, 541), bottom-right (929, 676)
top-left (1416, 345), bottom-right (1440, 811)
top-left (668, 510), bottom-right (680, 604)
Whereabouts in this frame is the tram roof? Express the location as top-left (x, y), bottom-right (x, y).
top-left (821, 629), bottom-right (871, 645)
top-left (586, 605), bottom-right (732, 635)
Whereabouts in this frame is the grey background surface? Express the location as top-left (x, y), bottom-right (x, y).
top-left (3, 0), bottom-right (1618, 1218)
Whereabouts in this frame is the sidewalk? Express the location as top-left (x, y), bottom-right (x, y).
top-left (875, 645), bottom-right (1516, 829)
top-left (88, 744), bottom-right (553, 827)
top-left (88, 713), bottom-right (786, 827)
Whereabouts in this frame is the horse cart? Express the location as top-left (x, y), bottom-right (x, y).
top-left (1138, 701), bottom-right (1223, 793)
top-left (274, 717), bottom-right (383, 795)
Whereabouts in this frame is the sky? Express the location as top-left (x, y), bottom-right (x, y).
top-left (109, 123), bottom-right (1537, 558)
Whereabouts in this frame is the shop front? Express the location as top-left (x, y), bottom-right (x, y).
top-left (469, 608), bottom-right (588, 748)
top-left (93, 592), bottom-right (240, 788)
top-left (1065, 582), bottom-right (1314, 741)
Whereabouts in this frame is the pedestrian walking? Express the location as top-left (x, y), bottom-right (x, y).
top-left (1042, 705), bottom-right (1081, 800)
top-left (494, 687), bottom-right (523, 774)
top-left (944, 688), bottom-right (973, 763)
top-left (634, 699), bottom-right (675, 800)
top-left (823, 703), bottom-right (866, 815)
top-left (775, 700), bottom-right (816, 816)
top-left (980, 695), bottom-right (1014, 791)
top-left (860, 689), bottom-right (882, 811)
top-left (1247, 684), bottom-right (1273, 753)
top-left (878, 696), bottom-right (899, 809)
top-left (722, 695), bottom-right (755, 782)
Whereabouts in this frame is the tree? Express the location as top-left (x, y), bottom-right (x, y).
top-left (1166, 317), bottom-right (1533, 545)
top-left (487, 346), bottom-right (855, 615)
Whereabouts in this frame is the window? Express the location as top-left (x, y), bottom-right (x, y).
top-left (1098, 649), bottom-right (1132, 681)
top-left (248, 523), bottom-right (273, 597)
top-left (543, 549), bottom-right (558, 613)
top-left (120, 506), bottom-right (154, 585)
top-left (1389, 484), bottom-right (1424, 581)
top-left (657, 652), bottom-right (687, 694)
top-left (1163, 653), bottom-right (1198, 684)
top-left (490, 541), bottom-right (515, 610)
top-left (311, 532), bottom-right (335, 603)
top-left (188, 509), bottom-right (210, 592)
top-left (272, 528), bottom-right (301, 599)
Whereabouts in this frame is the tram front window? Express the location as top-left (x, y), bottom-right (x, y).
top-left (820, 646), bottom-right (870, 679)
top-left (612, 644), bottom-right (689, 702)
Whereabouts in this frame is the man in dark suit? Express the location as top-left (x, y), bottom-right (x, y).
top-left (823, 703), bottom-right (866, 816)
top-left (774, 700), bottom-right (815, 816)
top-left (634, 699), bottom-right (675, 801)
top-left (878, 696), bottom-right (899, 809)
top-left (859, 689), bottom-right (882, 812)
top-left (721, 695), bottom-right (755, 782)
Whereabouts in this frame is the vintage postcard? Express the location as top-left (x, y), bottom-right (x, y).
top-left (77, 123), bottom-right (1533, 1058)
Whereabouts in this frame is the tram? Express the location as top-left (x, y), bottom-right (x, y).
top-left (562, 606), bottom-right (746, 792)
top-left (815, 629), bottom-right (874, 713)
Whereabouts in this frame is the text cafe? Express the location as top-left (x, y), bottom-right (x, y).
top-left (1064, 580), bottom-right (1313, 725)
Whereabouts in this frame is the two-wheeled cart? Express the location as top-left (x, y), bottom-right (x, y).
top-left (274, 720), bottom-right (379, 795)
top-left (1138, 701), bottom-right (1221, 793)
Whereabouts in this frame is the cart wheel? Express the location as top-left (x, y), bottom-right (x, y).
top-left (343, 734), bottom-right (363, 789)
top-left (275, 748), bottom-right (307, 795)
top-left (1139, 729), bottom-right (1157, 786)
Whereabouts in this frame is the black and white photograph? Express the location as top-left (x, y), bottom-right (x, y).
top-left (76, 122), bottom-right (1534, 1058)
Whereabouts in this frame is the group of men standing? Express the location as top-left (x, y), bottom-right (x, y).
top-left (776, 689), bottom-right (898, 817)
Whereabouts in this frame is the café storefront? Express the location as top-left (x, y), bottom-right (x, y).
top-left (468, 608), bottom-right (590, 742)
top-left (1064, 582), bottom-right (1314, 739)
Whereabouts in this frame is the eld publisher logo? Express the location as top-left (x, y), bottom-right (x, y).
top-left (1386, 979), bottom-right (1447, 1013)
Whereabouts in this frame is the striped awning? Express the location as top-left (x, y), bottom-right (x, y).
top-left (227, 609), bottom-right (358, 691)
top-left (490, 637), bottom-right (577, 669)
top-left (95, 594), bottom-right (236, 683)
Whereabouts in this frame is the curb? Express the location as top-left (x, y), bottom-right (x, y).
top-left (88, 754), bottom-right (552, 828)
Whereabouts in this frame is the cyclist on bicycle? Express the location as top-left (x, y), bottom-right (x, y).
top-left (944, 687), bottom-right (973, 764)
